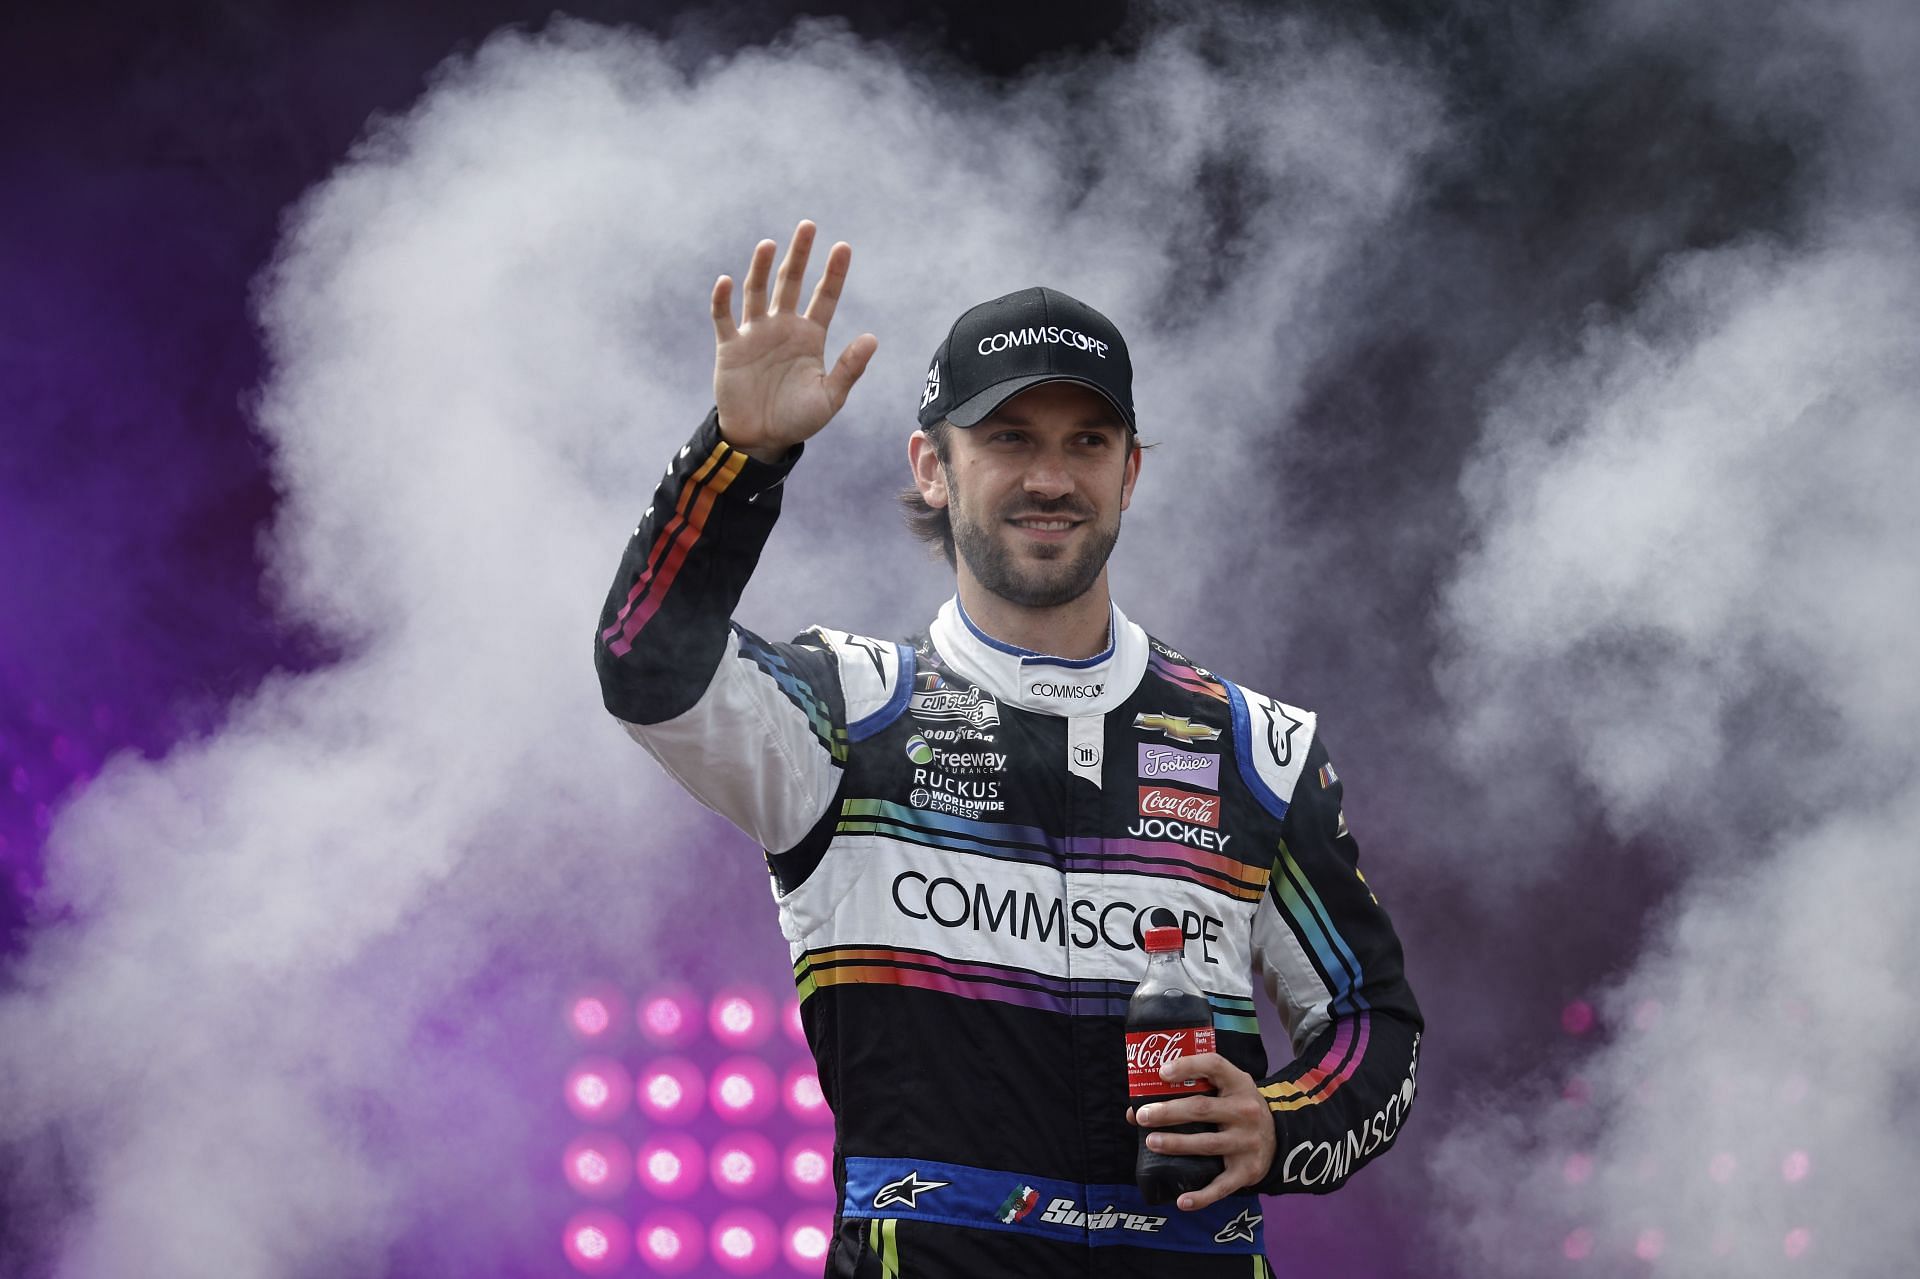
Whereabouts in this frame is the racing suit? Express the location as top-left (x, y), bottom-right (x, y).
top-left (594, 412), bottom-right (1423, 1278)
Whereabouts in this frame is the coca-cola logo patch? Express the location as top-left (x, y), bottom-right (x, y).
top-left (1137, 786), bottom-right (1220, 829)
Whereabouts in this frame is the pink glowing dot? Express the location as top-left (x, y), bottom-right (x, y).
top-left (1632, 999), bottom-right (1663, 1030)
top-left (645, 998), bottom-right (685, 1037)
top-left (576, 1227), bottom-right (609, 1262)
top-left (784, 999), bottom-right (805, 1045)
top-left (793, 1149), bottom-right (827, 1184)
top-left (720, 1227), bottom-right (756, 1259)
top-left (718, 998), bottom-right (755, 1035)
top-left (1562, 1153), bottom-right (1593, 1186)
top-left (573, 998), bottom-right (610, 1036)
top-left (1635, 1228), bottom-right (1665, 1261)
top-left (792, 1074), bottom-right (823, 1108)
top-left (1782, 1150), bottom-right (1810, 1183)
top-left (648, 1074), bottom-right (684, 1109)
top-left (1561, 1076), bottom-right (1592, 1105)
top-left (575, 1150), bottom-right (610, 1185)
top-left (1563, 1227), bottom-right (1594, 1260)
top-left (574, 1075), bottom-right (609, 1108)
top-left (648, 1150), bottom-right (684, 1184)
top-left (719, 1073), bottom-right (756, 1110)
top-left (646, 1227), bottom-right (682, 1260)
top-left (1784, 1227), bottom-right (1811, 1258)
top-left (1561, 1000), bottom-right (1595, 1035)
top-left (1708, 1152), bottom-right (1737, 1183)
top-left (790, 1225), bottom-right (827, 1260)
top-left (719, 1149), bottom-right (757, 1185)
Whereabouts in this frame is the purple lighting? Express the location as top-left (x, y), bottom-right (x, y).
top-left (1562, 1227), bottom-right (1594, 1261)
top-left (1634, 1228), bottom-right (1665, 1261)
top-left (710, 1208), bottom-right (775, 1275)
top-left (1560, 1000), bottom-right (1595, 1035)
top-left (1782, 1149), bottom-right (1811, 1183)
top-left (639, 985), bottom-right (699, 1047)
top-left (637, 1057), bottom-right (704, 1124)
top-left (564, 1056), bottom-right (632, 1123)
top-left (1784, 1227), bottom-right (1812, 1259)
top-left (636, 1133), bottom-right (704, 1201)
top-left (563, 1133), bottom-right (633, 1200)
top-left (710, 987), bottom-right (772, 1048)
top-left (784, 1136), bottom-right (833, 1200)
top-left (710, 1056), bottom-right (776, 1124)
top-left (783, 1210), bottom-right (833, 1270)
top-left (783, 997), bottom-right (806, 1047)
top-left (710, 1133), bottom-right (776, 1199)
top-left (562, 1209), bottom-right (633, 1274)
top-left (636, 1208), bottom-right (704, 1275)
top-left (783, 1062), bottom-right (829, 1122)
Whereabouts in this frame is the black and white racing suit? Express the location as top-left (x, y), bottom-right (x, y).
top-left (594, 412), bottom-right (1424, 1278)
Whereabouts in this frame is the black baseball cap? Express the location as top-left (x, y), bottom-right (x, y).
top-left (916, 286), bottom-right (1136, 432)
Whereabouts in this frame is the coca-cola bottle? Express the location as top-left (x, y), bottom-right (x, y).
top-left (1127, 920), bottom-right (1225, 1204)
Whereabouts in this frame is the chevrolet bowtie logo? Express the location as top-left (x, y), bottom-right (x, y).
top-left (872, 1169), bottom-right (950, 1210)
top-left (1133, 712), bottom-right (1221, 744)
top-left (1213, 1207), bottom-right (1262, 1244)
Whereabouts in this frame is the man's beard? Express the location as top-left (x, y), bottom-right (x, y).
top-left (949, 494), bottom-right (1121, 610)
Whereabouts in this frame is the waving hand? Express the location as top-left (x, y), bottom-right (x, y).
top-left (712, 220), bottom-right (878, 464)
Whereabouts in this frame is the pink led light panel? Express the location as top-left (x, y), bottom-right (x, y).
top-left (1562, 1227), bottom-right (1593, 1261)
top-left (710, 1056), bottom-right (776, 1124)
top-left (709, 1209), bottom-right (775, 1275)
top-left (636, 1208), bottom-right (703, 1275)
top-left (783, 1210), bottom-right (833, 1270)
top-left (562, 1209), bottom-right (632, 1274)
top-left (639, 984), bottom-right (699, 1047)
top-left (636, 1134), bottom-right (704, 1201)
top-left (710, 988), bottom-right (772, 1047)
top-left (564, 1057), bottom-right (631, 1122)
top-left (1634, 1228), bottom-right (1665, 1261)
top-left (637, 1058), bottom-right (703, 1124)
top-left (1782, 1150), bottom-right (1810, 1182)
top-left (565, 983), bottom-right (626, 1044)
top-left (784, 1137), bottom-right (833, 1200)
top-left (573, 998), bottom-right (610, 1036)
top-left (563, 1134), bottom-right (633, 1199)
top-left (783, 1062), bottom-right (829, 1122)
top-left (1560, 1000), bottom-right (1595, 1035)
top-left (710, 1133), bottom-right (775, 1199)
top-left (1784, 1227), bottom-right (1811, 1258)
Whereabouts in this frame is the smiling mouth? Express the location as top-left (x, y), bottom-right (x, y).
top-left (1008, 517), bottom-right (1082, 532)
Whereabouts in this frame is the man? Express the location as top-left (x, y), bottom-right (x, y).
top-left (595, 222), bottom-right (1422, 1278)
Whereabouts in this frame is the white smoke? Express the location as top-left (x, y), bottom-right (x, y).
top-left (0, 14), bottom-right (1442, 1275)
top-left (1432, 206), bottom-right (1920, 1276)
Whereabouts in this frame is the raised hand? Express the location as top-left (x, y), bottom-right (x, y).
top-left (712, 220), bottom-right (879, 464)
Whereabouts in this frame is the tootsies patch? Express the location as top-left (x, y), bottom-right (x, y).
top-left (1136, 743), bottom-right (1219, 791)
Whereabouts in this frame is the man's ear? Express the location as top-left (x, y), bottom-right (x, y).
top-left (909, 430), bottom-right (950, 508)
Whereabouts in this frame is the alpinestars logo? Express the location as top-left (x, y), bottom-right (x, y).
top-left (1262, 699), bottom-right (1303, 766)
top-left (920, 360), bottom-right (941, 410)
top-left (872, 1169), bottom-right (949, 1209)
top-left (1213, 1208), bottom-right (1262, 1244)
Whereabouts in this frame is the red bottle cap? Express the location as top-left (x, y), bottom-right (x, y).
top-left (1142, 926), bottom-right (1185, 953)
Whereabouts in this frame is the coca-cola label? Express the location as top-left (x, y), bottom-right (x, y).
top-left (1125, 1026), bottom-right (1217, 1097)
top-left (1137, 785), bottom-right (1221, 828)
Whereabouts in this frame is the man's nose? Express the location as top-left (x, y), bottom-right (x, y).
top-left (1023, 454), bottom-right (1073, 500)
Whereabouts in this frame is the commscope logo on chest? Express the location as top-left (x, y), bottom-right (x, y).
top-left (1137, 743), bottom-right (1220, 791)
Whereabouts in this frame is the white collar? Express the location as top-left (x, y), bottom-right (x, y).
top-left (928, 596), bottom-right (1147, 717)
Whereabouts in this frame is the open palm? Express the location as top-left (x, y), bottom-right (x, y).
top-left (712, 221), bottom-right (878, 462)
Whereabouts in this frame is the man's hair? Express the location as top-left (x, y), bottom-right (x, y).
top-left (898, 420), bottom-right (959, 566)
top-left (896, 419), bottom-right (1149, 567)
